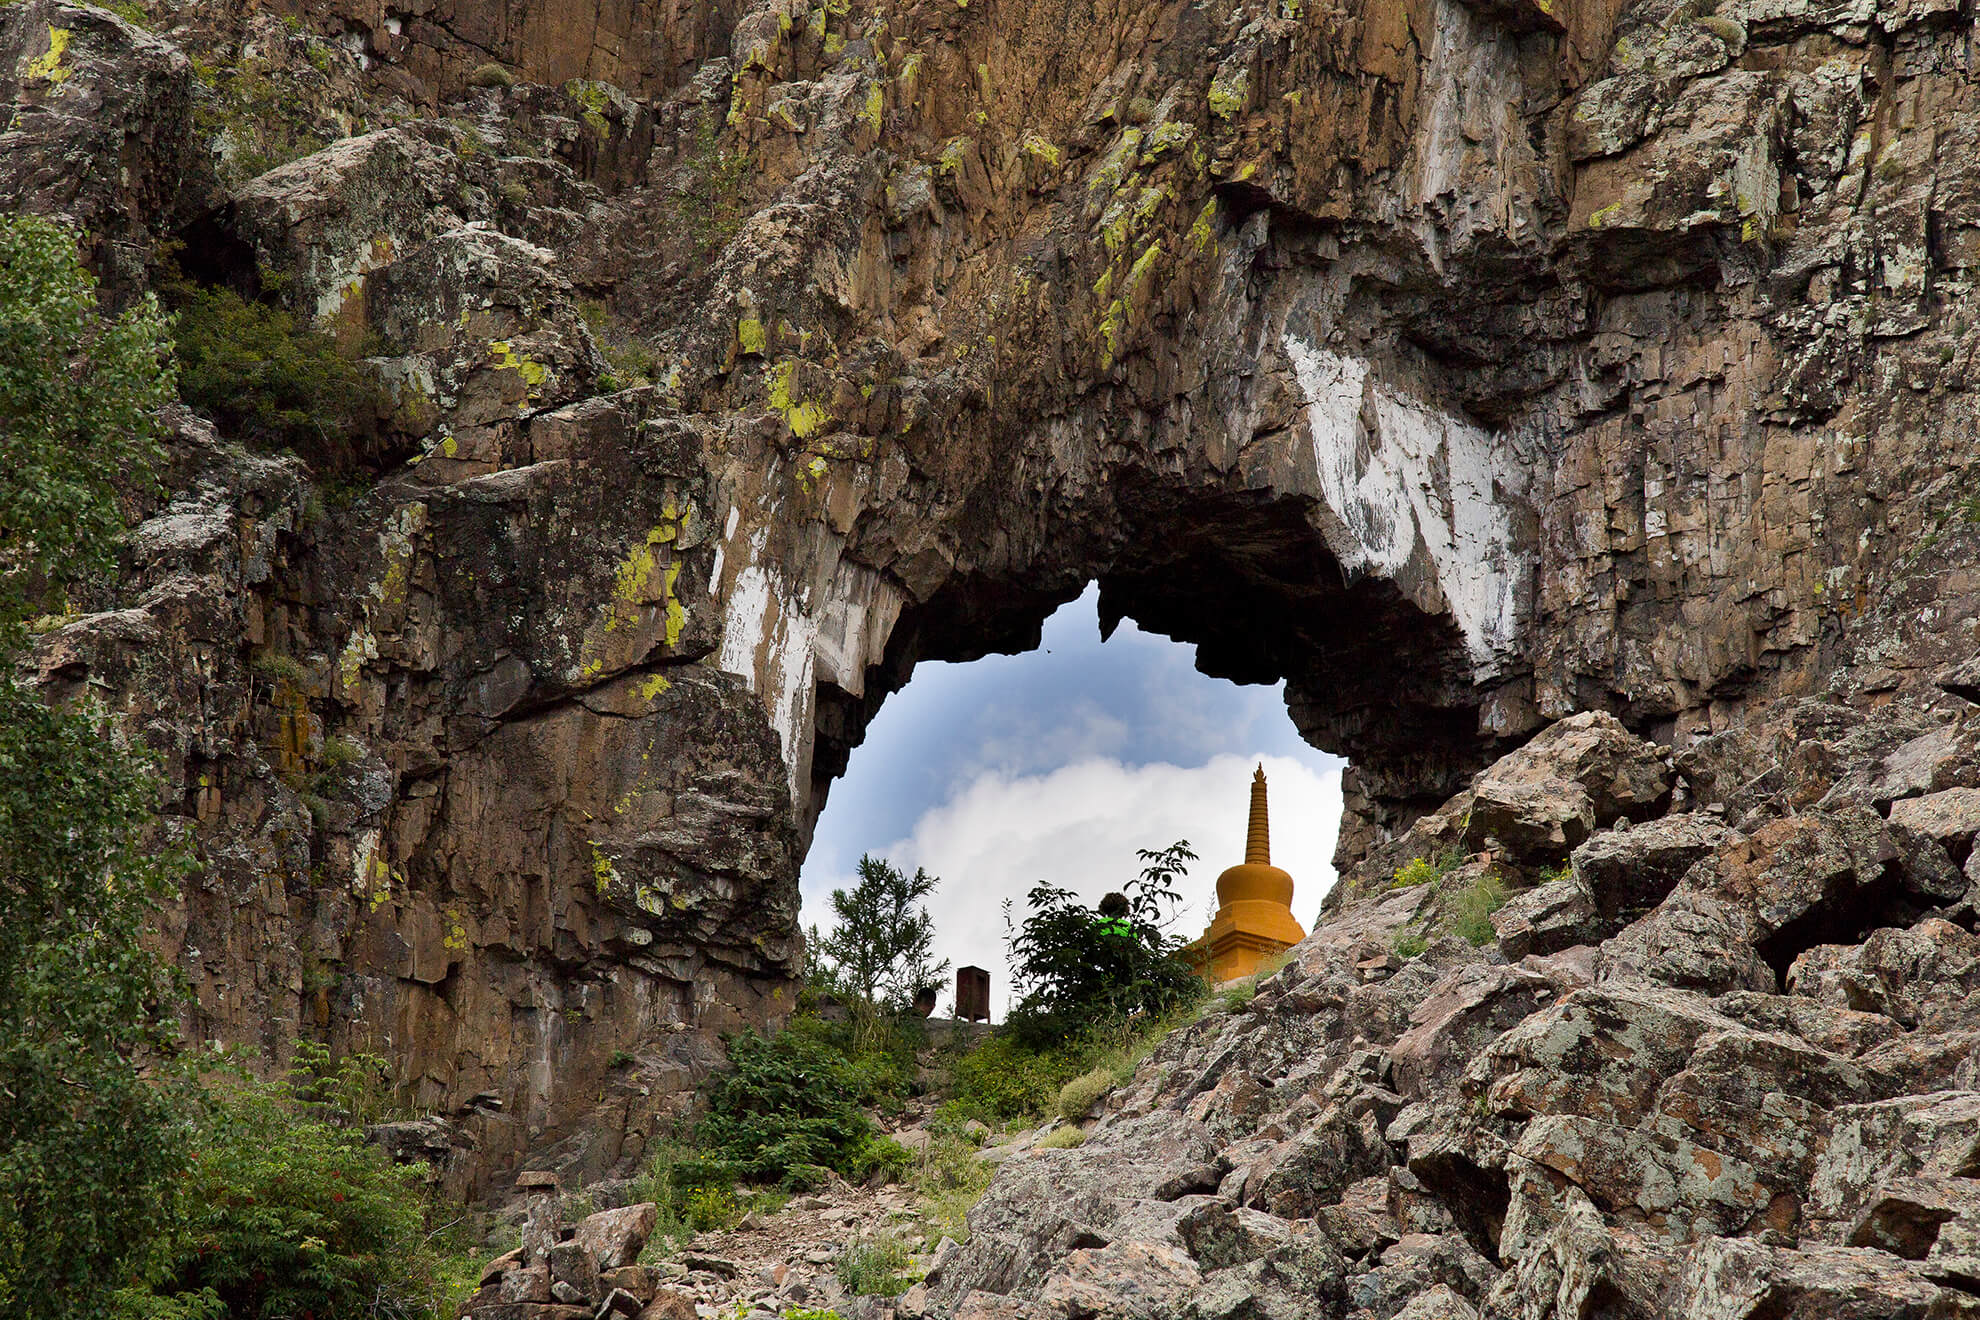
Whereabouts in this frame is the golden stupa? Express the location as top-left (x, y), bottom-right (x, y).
top-left (1183, 765), bottom-right (1306, 984)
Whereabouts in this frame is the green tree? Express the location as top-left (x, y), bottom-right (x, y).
top-left (1003, 840), bottom-right (1203, 1045)
top-left (0, 215), bottom-right (189, 1317)
top-left (808, 855), bottom-right (949, 1011)
top-left (0, 215), bottom-right (174, 619)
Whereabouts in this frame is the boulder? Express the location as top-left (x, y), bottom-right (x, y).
top-left (1504, 1115), bottom-right (1774, 1248)
top-left (0, 0), bottom-right (198, 275)
top-left (1890, 788), bottom-right (1980, 862)
top-left (636, 1290), bottom-right (696, 1320)
top-left (1467, 984), bottom-right (1738, 1126)
top-left (1464, 713), bottom-right (1672, 862)
top-left (1787, 920), bottom-right (1980, 1032)
top-left (227, 127), bottom-right (466, 324)
top-left (1570, 815), bottom-right (1733, 920)
top-left (1805, 1092), bottom-right (1980, 1237)
top-left (1671, 1237), bottom-right (1962, 1318)
top-left (1390, 963), bottom-right (1557, 1102)
top-left (1490, 879), bottom-right (1599, 960)
top-left (573, 1202), bottom-right (660, 1271)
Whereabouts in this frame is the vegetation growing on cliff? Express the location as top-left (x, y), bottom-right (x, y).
top-left (0, 215), bottom-right (174, 618)
top-left (0, 216), bottom-right (470, 1320)
top-left (165, 279), bottom-right (381, 467)
top-left (0, 215), bottom-right (189, 1318)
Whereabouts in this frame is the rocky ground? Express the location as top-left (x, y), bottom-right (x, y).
top-left (901, 684), bottom-right (1980, 1318)
top-left (470, 672), bottom-right (1980, 1319)
top-left (465, 1105), bottom-right (1051, 1320)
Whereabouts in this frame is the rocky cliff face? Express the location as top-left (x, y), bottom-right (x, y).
top-left (4, 0), bottom-right (1979, 1237)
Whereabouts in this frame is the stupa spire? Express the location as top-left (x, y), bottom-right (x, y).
top-left (1245, 764), bottom-right (1270, 866)
top-left (1181, 763), bottom-right (1305, 984)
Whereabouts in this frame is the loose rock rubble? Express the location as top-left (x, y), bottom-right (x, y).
top-left (914, 692), bottom-right (1980, 1319)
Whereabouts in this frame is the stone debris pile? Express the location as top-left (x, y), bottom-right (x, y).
top-left (462, 1183), bottom-right (688, 1320)
top-left (913, 691), bottom-right (1980, 1319)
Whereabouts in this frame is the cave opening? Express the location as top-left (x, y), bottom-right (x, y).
top-left (798, 583), bottom-right (1348, 1019)
top-left (789, 475), bottom-right (1516, 1017)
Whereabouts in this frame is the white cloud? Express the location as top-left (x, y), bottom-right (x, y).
top-left (802, 753), bottom-right (1343, 1018)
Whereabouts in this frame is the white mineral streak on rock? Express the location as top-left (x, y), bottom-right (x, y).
top-left (1282, 335), bottom-right (1527, 674)
top-left (716, 526), bottom-right (903, 805)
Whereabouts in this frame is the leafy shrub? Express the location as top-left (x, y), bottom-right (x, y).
top-left (0, 215), bottom-right (187, 1316)
top-left (910, 1129), bottom-right (993, 1247)
top-left (1391, 847), bottom-right (1463, 889)
top-left (0, 678), bottom-right (192, 1317)
top-left (945, 1031), bottom-right (1077, 1124)
top-left (1449, 872), bottom-right (1509, 947)
top-left (833, 1234), bottom-right (914, 1297)
top-left (319, 735), bottom-right (364, 769)
top-left (289, 1039), bottom-right (399, 1125)
top-left (1391, 930), bottom-right (1428, 959)
top-left (168, 282), bottom-right (379, 467)
top-left (1003, 841), bottom-right (1204, 1046)
top-left (1055, 1067), bottom-right (1114, 1122)
top-left (683, 1185), bottom-right (739, 1233)
top-left (1036, 1125), bottom-right (1086, 1150)
top-left (780, 1010), bottom-right (921, 1111)
top-left (693, 1025), bottom-right (898, 1187)
top-left (124, 1068), bottom-right (464, 1320)
top-left (253, 652), bottom-right (310, 686)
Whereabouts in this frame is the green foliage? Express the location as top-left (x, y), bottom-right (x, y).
top-left (671, 118), bottom-right (753, 255)
top-left (784, 1009), bottom-right (922, 1109)
top-left (120, 1068), bottom-right (465, 1320)
top-left (944, 1030), bottom-right (1070, 1123)
top-left (288, 1039), bottom-right (400, 1126)
top-left (0, 677), bottom-right (191, 1317)
top-left (809, 855), bottom-right (948, 1012)
top-left (944, 1000), bottom-right (1194, 1128)
top-left (252, 652), bottom-right (310, 686)
top-left (908, 1127), bottom-right (993, 1247)
top-left (0, 215), bottom-right (187, 1316)
top-left (1391, 848), bottom-right (1461, 889)
top-left (783, 1310), bottom-right (848, 1320)
top-left (167, 282), bottom-right (378, 464)
top-left (193, 59), bottom-right (333, 186)
top-left (691, 1023), bottom-right (907, 1187)
top-left (1036, 1125), bottom-right (1086, 1150)
top-left (0, 215), bottom-right (174, 621)
top-left (318, 735), bottom-right (364, 769)
top-left (833, 1235), bottom-right (915, 1297)
top-left (469, 63), bottom-right (516, 89)
top-left (1054, 1067), bottom-right (1114, 1122)
top-left (1391, 930), bottom-right (1428, 959)
top-left (1002, 840), bottom-right (1204, 1045)
top-left (1449, 872), bottom-right (1510, 947)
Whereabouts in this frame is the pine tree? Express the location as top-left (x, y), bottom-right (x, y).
top-left (808, 855), bottom-right (950, 1011)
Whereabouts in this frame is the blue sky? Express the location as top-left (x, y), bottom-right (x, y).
top-left (800, 585), bottom-right (1346, 1016)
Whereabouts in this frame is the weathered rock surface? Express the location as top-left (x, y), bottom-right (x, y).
top-left (922, 695), bottom-right (1980, 1318)
top-left (8, 0), bottom-right (1980, 1222)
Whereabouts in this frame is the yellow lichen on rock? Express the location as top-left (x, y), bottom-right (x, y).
top-left (26, 27), bottom-right (72, 86)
